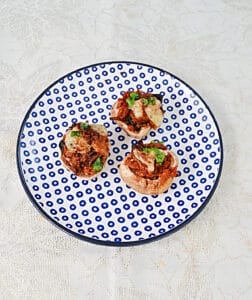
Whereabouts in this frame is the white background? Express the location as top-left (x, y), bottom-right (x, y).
top-left (0, 0), bottom-right (251, 299)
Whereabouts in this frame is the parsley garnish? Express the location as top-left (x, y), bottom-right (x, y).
top-left (71, 131), bottom-right (81, 137)
top-left (80, 123), bottom-right (90, 130)
top-left (142, 97), bottom-right (156, 106)
top-left (92, 157), bottom-right (103, 172)
top-left (126, 97), bottom-right (135, 109)
top-left (130, 92), bottom-right (139, 100)
top-left (142, 98), bottom-right (149, 106)
top-left (142, 147), bottom-right (165, 164)
top-left (126, 92), bottom-right (140, 109)
top-left (148, 97), bottom-right (156, 105)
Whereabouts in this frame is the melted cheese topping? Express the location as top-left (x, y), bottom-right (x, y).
top-left (92, 124), bottom-right (107, 136)
top-left (65, 126), bottom-right (89, 153)
top-left (133, 147), bottom-right (169, 173)
top-left (144, 99), bottom-right (163, 127)
top-left (131, 100), bottom-right (144, 118)
top-left (64, 124), bottom-right (107, 154)
top-left (133, 148), bottom-right (156, 173)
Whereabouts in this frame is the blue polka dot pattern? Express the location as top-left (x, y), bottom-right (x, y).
top-left (17, 62), bottom-right (222, 245)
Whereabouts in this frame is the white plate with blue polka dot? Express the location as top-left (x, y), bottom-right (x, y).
top-left (17, 61), bottom-right (223, 246)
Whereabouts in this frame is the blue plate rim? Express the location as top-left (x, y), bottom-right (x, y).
top-left (16, 60), bottom-right (224, 247)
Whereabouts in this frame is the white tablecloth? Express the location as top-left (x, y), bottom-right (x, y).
top-left (0, 0), bottom-right (251, 299)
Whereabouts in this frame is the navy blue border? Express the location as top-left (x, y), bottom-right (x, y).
top-left (16, 61), bottom-right (224, 247)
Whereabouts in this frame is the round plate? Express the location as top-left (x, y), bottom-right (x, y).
top-left (17, 61), bottom-right (223, 246)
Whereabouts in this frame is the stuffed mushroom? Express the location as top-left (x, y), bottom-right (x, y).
top-left (110, 90), bottom-right (165, 139)
top-left (59, 122), bottom-right (109, 178)
top-left (119, 141), bottom-right (178, 195)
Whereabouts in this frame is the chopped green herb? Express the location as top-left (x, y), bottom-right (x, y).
top-left (148, 97), bottom-right (156, 105)
top-left (142, 98), bottom-right (149, 106)
top-left (142, 97), bottom-right (156, 106)
top-left (142, 147), bottom-right (165, 164)
top-left (126, 97), bottom-right (135, 109)
top-left (92, 157), bottom-right (103, 172)
top-left (126, 92), bottom-right (140, 109)
top-left (155, 151), bottom-right (165, 164)
top-left (80, 123), bottom-right (90, 130)
top-left (142, 148), bottom-right (151, 153)
top-left (130, 92), bottom-right (139, 100)
top-left (71, 131), bottom-right (81, 137)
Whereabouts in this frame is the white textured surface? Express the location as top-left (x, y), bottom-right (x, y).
top-left (0, 0), bottom-right (251, 299)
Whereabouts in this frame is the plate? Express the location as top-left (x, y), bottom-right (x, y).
top-left (17, 61), bottom-right (223, 246)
